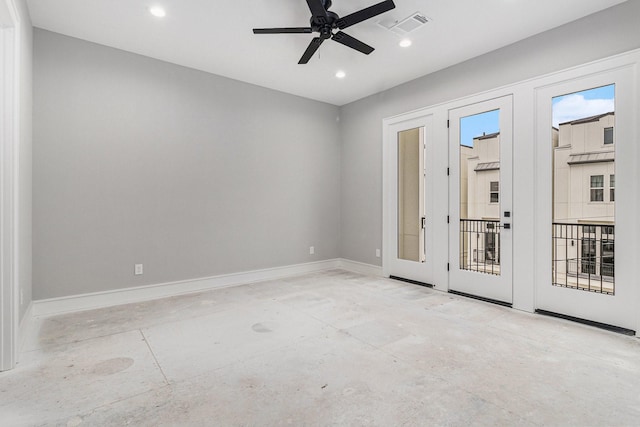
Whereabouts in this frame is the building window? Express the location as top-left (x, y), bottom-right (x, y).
top-left (581, 238), bottom-right (596, 275)
top-left (485, 231), bottom-right (499, 264)
top-left (610, 174), bottom-right (615, 202)
top-left (604, 127), bottom-right (614, 145)
top-left (489, 181), bottom-right (499, 203)
top-left (590, 175), bottom-right (604, 202)
top-left (601, 240), bottom-right (614, 277)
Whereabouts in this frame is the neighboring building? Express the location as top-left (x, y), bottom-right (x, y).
top-left (552, 112), bottom-right (615, 292)
top-left (460, 132), bottom-right (501, 273)
top-left (553, 112), bottom-right (615, 224)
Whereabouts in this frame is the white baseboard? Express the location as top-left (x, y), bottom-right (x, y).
top-left (30, 258), bottom-right (383, 319)
top-left (337, 259), bottom-right (383, 277)
top-left (32, 259), bottom-right (341, 318)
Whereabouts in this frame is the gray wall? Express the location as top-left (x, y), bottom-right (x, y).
top-left (33, 30), bottom-right (341, 299)
top-left (17, 0), bottom-right (32, 322)
top-left (339, 0), bottom-right (640, 266)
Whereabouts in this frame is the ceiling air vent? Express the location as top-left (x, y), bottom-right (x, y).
top-left (378, 12), bottom-right (431, 36)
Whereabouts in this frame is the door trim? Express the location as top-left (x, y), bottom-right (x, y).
top-left (0, 0), bottom-right (21, 372)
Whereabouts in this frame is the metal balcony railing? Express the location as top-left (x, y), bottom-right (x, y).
top-left (460, 219), bottom-right (501, 276)
top-left (552, 222), bottom-right (615, 295)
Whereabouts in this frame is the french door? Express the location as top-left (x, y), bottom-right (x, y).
top-left (384, 115), bottom-right (434, 284)
top-left (535, 67), bottom-right (636, 330)
top-left (449, 96), bottom-right (513, 304)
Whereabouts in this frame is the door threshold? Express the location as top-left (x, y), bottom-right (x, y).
top-left (390, 276), bottom-right (433, 288)
top-left (448, 290), bottom-right (512, 308)
top-left (535, 310), bottom-right (635, 336)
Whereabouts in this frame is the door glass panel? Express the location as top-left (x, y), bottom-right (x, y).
top-left (551, 84), bottom-right (615, 294)
top-left (397, 128), bottom-right (424, 262)
top-left (459, 110), bottom-right (501, 275)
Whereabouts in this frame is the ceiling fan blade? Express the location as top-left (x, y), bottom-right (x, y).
top-left (337, 0), bottom-right (396, 29)
top-left (298, 37), bottom-right (325, 64)
top-left (306, 0), bottom-right (328, 18)
top-left (332, 31), bottom-right (374, 55)
top-left (253, 27), bottom-right (313, 34)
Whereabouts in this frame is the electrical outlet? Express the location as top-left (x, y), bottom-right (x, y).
top-left (134, 264), bottom-right (144, 275)
top-left (309, 246), bottom-right (315, 255)
top-left (376, 249), bottom-right (381, 258)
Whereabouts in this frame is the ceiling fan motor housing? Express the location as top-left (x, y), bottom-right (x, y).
top-left (311, 11), bottom-right (339, 37)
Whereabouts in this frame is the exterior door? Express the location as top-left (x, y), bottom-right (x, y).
top-left (449, 96), bottom-right (513, 304)
top-left (384, 115), bottom-right (433, 284)
top-left (535, 68), bottom-right (636, 331)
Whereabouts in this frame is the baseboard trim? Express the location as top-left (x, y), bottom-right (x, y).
top-left (337, 259), bottom-right (383, 277)
top-left (32, 259), bottom-right (341, 318)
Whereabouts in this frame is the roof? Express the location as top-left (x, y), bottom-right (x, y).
top-left (567, 151), bottom-right (615, 165)
top-left (474, 132), bottom-right (500, 141)
top-left (559, 112), bottom-right (614, 126)
top-left (474, 161), bottom-right (500, 171)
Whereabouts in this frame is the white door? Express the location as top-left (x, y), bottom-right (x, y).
top-left (449, 96), bottom-right (513, 304)
top-left (384, 115), bottom-right (434, 285)
top-left (534, 67), bottom-right (636, 331)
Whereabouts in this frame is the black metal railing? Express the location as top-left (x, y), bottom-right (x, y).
top-left (552, 223), bottom-right (614, 295)
top-left (460, 219), bottom-right (501, 276)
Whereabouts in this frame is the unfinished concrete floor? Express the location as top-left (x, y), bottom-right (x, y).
top-left (3, 269), bottom-right (640, 426)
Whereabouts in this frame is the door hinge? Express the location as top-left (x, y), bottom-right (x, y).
top-left (421, 216), bottom-right (426, 229)
top-left (447, 167), bottom-right (450, 176)
top-left (447, 215), bottom-right (450, 224)
top-left (447, 119), bottom-right (450, 128)
top-left (447, 263), bottom-right (450, 271)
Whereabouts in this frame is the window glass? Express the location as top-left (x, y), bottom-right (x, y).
top-left (610, 174), bottom-right (615, 202)
top-left (397, 128), bottom-right (425, 262)
top-left (590, 175), bottom-right (604, 202)
top-left (459, 109), bottom-right (501, 276)
top-left (490, 181), bottom-right (499, 203)
top-left (551, 84), bottom-right (615, 294)
top-left (604, 127), bottom-right (614, 144)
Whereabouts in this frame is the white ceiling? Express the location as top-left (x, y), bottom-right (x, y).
top-left (26, 0), bottom-right (627, 106)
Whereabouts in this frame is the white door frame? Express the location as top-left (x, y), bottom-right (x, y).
top-left (1, 0), bottom-right (20, 372)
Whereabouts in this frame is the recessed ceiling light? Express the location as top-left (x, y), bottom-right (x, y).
top-left (149, 6), bottom-right (166, 18)
top-left (399, 39), bottom-right (412, 48)
top-left (335, 70), bottom-right (346, 79)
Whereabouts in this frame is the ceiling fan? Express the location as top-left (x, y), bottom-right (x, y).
top-left (253, 0), bottom-right (396, 64)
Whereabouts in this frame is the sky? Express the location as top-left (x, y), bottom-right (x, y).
top-left (460, 109), bottom-right (499, 147)
top-left (552, 84), bottom-right (615, 127)
top-left (459, 84), bottom-right (615, 147)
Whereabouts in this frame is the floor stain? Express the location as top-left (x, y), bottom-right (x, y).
top-left (90, 357), bottom-right (134, 376)
top-left (251, 323), bottom-right (273, 333)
